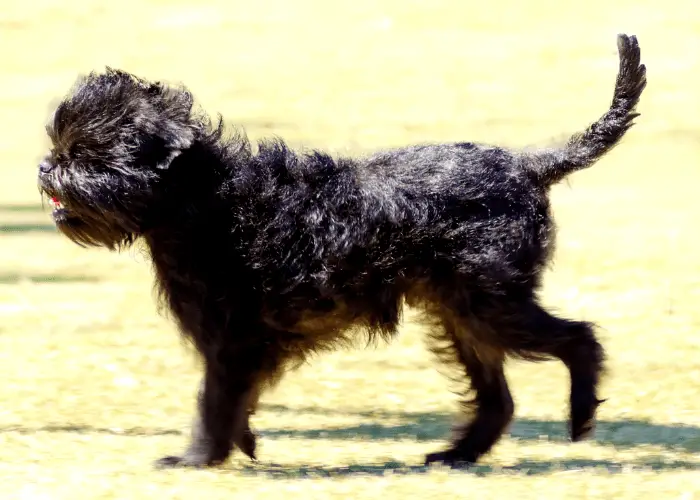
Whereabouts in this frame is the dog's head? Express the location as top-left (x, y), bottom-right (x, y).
top-left (38, 68), bottom-right (203, 249)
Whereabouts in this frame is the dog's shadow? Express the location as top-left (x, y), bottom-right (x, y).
top-left (236, 457), bottom-right (700, 478)
top-left (257, 404), bottom-right (700, 453)
top-left (3, 405), bottom-right (699, 476)
top-left (240, 405), bottom-right (700, 477)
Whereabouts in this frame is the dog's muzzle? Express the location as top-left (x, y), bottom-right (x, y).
top-left (37, 161), bottom-right (66, 219)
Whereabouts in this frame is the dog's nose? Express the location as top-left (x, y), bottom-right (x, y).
top-left (39, 161), bottom-right (54, 174)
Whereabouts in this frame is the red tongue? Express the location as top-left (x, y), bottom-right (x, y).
top-left (51, 197), bottom-right (59, 204)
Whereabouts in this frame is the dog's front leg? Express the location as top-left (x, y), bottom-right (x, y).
top-left (155, 357), bottom-right (260, 469)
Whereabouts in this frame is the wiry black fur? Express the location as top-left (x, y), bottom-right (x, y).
top-left (38, 34), bottom-right (646, 468)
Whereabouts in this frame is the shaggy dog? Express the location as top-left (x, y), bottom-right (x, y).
top-left (37, 34), bottom-right (646, 468)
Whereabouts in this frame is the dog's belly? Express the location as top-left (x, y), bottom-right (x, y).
top-left (262, 300), bottom-right (361, 337)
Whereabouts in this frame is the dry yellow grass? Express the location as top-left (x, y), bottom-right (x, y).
top-left (1, 0), bottom-right (699, 498)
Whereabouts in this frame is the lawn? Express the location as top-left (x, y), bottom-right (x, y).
top-left (0, 0), bottom-right (699, 498)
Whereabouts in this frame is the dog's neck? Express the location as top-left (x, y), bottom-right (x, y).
top-left (142, 140), bottom-right (229, 232)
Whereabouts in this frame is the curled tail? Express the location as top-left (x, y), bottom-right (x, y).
top-left (524, 34), bottom-right (647, 187)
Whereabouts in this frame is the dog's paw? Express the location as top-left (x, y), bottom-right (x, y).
top-left (424, 449), bottom-right (475, 469)
top-left (569, 397), bottom-right (603, 442)
top-left (570, 418), bottom-right (596, 442)
top-left (235, 429), bottom-right (258, 461)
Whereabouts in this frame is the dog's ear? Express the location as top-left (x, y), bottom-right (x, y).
top-left (155, 148), bottom-right (187, 170)
top-left (142, 83), bottom-right (198, 170)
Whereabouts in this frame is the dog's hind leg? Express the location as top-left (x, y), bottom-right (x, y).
top-left (425, 313), bottom-right (514, 466)
top-left (457, 293), bottom-right (605, 444)
top-left (499, 300), bottom-right (606, 442)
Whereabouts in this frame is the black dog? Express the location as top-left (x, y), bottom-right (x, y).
top-left (38, 34), bottom-right (646, 468)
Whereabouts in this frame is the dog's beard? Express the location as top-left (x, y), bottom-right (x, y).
top-left (53, 208), bottom-right (136, 249)
top-left (40, 189), bottom-right (138, 250)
